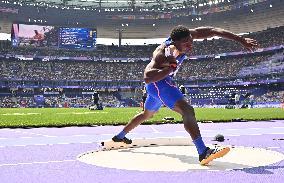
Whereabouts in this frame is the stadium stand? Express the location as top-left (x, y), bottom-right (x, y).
top-left (0, 1), bottom-right (283, 108)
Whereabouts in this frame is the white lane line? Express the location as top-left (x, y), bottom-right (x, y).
top-left (81, 142), bottom-right (93, 144)
top-left (226, 129), bottom-right (241, 131)
top-left (0, 138), bottom-right (7, 140)
top-left (73, 135), bottom-right (87, 137)
top-left (100, 133), bottom-right (115, 136)
top-left (20, 137), bottom-right (33, 139)
top-left (149, 126), bottom-right (160, 133)
top-left (208, 170), bottom-right (220, 172)
top-left (22, 132), bottom-right (46, 136)
top-left (34, 144), bottom-right (48, 146)
top-left (0, 159), bottom-right (76, 167)
top-left (9, 130), bottom-right (48, 137)
top-left (176, 129), bottom-right (213, 133)
top-left (43, 135), bottom-right (57, 138)
top-left (228, 135), bottom-right (241, 136)
top-left (247, 128), bottom-right (261, 130)
top-left (267, 147), bottom-right (280, 149)
top-left (272, 127), bottom-right (284, 129)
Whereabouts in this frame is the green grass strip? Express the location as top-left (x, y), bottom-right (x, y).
top-left (0, 107), bottom-right (283, 128)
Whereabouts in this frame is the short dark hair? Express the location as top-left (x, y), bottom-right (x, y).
top-left (170, 25), bottom-right (191, 42)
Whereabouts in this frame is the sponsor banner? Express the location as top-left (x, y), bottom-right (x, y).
top-left (106, 14), bottom-right (171, 20)
top-left (0, 7), bottom-right (18, 14)
top-left (82, 92), bottom-right (94, 94)
top-left (44, 91), bottom-right (60, 94)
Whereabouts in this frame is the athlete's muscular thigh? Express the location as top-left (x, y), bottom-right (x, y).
top-left (173, 99), bottom-right (195, 116)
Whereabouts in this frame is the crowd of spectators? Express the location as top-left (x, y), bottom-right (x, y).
top-left (177, 53), bottom-right (278, 80)
top-left (0, 51), bottom-right (280, 81)
top-left (254, 91), bottom-right (284, 103)
top-left (1, 88), bottom-right (283, 108)
top-left (0, 93), bottom-right (122, 108)
top-left (0, 26), bottom-right (283, 108)
top-left (0, 26), bottom-right (283, 58)
top-left (0, 96), bottom-right (36, 108)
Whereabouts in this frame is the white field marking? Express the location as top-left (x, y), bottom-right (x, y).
top-left (250, 134), bottom-right (262, 136)
top-left (271, 127), bottom-right (284, 128)
top-left (176, 127), bottom-right (284, 134)
top-left (99, 133), bottom-right (138, 136)
top-left (56, 111), bottom-right (108, 115)
top-left (227, 135), bottom-right (241, 136)
top-left (175, 129), bottom-right (213, 133)
top-left (1, 113), bottom-right (41, 116)
top-left (20, 137), bottom-right (32, 139)
top-left (17, 131), bottom-right (47, 136)
top-left (0, 159), bottom-right (76, 167)
top-left (269, 132), bottom-right (284, 135)
top-left (100, 133), bottom-right (115, 136)
top-left (73, 134), bottom-right (88, 137)
top-left (34, 144), bottom-right (48, 146)
top-left (175, 131), bottom-right (187, 133)
top-left (79, 145), bottom-right (284, 171)
top-left (0, 138), bottom-right (7, 140)
top-left (225, 129), bottom-right (241, 131)
top-left (43, 135), bottom-right (57, 138)
top-left (81, 142), bottom-right (94, 144)
top-left (208, 170), bottom-right (220, 172)
top-left (149, 126), bottom-right (160, 133)
top-left (267, 147), bottom-right (280, 149)
top-left (0, 141), bottom-right (98, 148)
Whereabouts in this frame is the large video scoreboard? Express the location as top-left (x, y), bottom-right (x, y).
top-left (11, 24), bottom-right (97, 50)
top-left (59, 28), bottom-right (97, 49)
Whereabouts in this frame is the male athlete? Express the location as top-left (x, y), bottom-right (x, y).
top-left (112, 25), bottom-right (258, 165)
top-left (142, 82), bottom-right (147, 111)
top-left (31, 30), bottom-right (45, 46)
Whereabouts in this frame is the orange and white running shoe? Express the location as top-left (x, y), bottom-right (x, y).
top-left (199, 147), bottom-right (230, 165)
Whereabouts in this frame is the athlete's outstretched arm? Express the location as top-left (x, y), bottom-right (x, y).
top-left (190, 27), bottom-right (258, 51)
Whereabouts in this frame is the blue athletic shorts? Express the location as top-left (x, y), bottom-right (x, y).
top-left (144, 77), bottom-right (184, 112)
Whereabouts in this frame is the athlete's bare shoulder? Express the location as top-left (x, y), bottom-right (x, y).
top-left (152, 43), bottom-right (168, 66)
top-left (153, 43), bottom-right (166, 58)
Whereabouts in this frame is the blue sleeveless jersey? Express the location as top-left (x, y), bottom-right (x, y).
top-left (164, 37), bottom-right (187, 77)
top-left (143, 37), bottom-right (186, 111)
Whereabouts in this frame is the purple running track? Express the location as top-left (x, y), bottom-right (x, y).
top-left (0, 120), bottom-right (283, 183)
